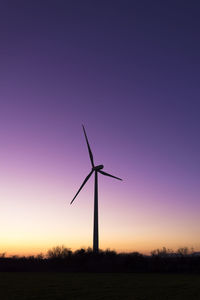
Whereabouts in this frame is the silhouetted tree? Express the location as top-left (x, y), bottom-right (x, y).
top-left (47, 246), bottom-right (72, 259)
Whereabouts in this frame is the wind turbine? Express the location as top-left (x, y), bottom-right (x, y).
top-left (70, 125), bottom-right (122, 253)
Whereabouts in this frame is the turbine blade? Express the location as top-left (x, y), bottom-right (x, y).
top-left (99, 170), bottom-right (122, 181)
top-left (82, 125), bottom-right (94, 167)
top-left (70, 170), bottom-right (93, 205)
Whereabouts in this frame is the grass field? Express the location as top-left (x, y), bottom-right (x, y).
top-left (0, 272), bottom-right (200, 300)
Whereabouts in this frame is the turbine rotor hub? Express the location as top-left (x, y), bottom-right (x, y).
top-left (93, 164), bottom-right (104, 171)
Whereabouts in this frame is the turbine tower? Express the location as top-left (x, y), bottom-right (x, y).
top-left (70, 125), bottom-right (122, 252)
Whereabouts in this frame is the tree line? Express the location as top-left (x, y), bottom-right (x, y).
top-left (0, 246), bottom-right (199, 272)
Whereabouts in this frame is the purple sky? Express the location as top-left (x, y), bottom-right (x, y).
top-left (0, 1), bottom-right (200, 254)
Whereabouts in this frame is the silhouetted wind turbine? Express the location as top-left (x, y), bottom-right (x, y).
top-left (70, 125), bottom-right (122, 252)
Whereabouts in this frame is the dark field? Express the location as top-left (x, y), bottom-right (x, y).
top-left (0, 273), bottom-right (200, 300)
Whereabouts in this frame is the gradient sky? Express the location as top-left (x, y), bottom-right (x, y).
top-left (0, 1), bottom-right (200, 255)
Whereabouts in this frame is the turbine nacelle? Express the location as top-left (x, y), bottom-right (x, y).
top-left (93, 164), bottom-right (104, 171)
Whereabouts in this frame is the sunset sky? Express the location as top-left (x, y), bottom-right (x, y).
top-left (0, 1), bottom-right (200, 255)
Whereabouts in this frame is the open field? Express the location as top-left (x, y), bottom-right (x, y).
top-left (0, 273), bottom-right (200, 300)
